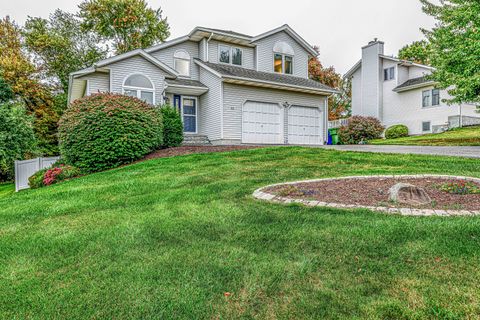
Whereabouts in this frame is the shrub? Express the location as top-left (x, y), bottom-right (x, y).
top-left (338, 116), bottom-right (384, 144)
top-left (29, 162), bottom-right (81, 189)
top-left (0, 102), bottom-right (37, 182)
top-left (385, 124), bottom-right (409, 139)
top-left (161, 104), bottom-right (183, 147)
top-left (58, 93), bottom-right (163, 172)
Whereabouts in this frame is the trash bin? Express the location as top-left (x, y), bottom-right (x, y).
top-left (328, 128), bottom-right (339, 145)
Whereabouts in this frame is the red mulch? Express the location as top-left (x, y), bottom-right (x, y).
top-left (265, 177), bottom-right (480, 210)
top-left (142, 145), bottom-right (261, 160)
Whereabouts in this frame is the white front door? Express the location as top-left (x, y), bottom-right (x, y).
top-left (287, 106), bottom-right (322, 145)
top-left (242, 101), bottom-right (284, 144)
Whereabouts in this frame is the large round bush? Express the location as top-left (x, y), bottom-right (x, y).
top-left (58, 93), bottom-right (163, 172)
top-left (385, 124), bottom-right (409, 139)
top-left (338, 116), bottom-right (384, 144)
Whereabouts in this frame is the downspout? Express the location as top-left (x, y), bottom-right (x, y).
top-left (206, 33), bottom-right (214, 62)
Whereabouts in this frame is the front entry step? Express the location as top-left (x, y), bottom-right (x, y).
top-left (182, 134), bottom-right (212, 146)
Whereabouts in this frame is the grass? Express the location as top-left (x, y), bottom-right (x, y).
top-left (370, 125), bottom-right (480, 146)
top-left (1, 147), bottom-right (480, 319)
top-left (0, 182), bottom-right (14, 198)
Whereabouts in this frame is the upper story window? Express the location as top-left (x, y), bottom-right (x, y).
top-left (273, 41), bottom-right (294, 75)
top-left (218, 45), bottom-right (242, 66)
top-left (174, 50), bottom-right (191, 77)
top-left (422, 89), bottom-right (440, 107)
top-left (123, 74), bottom-right (154, 105)
top-left (384, 67), bottom-right (395, 81)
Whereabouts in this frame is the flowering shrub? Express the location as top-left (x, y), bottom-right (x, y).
top-left (58, 93), bottom-right (163, 172)
top-left (439, 180), bottom-right (480, 195)
top-left (385, 124), bottom-right (409, 139)
top-left (29, 162), bottom-right (81, 189)
top-left (338, 116), bottom-right (384, 144)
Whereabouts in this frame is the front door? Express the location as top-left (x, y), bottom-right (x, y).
top-left (182, 97), bottom-right (197, 134)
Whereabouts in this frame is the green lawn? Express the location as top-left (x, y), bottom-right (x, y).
top-left (1, 147), bottom-right (480, 319)
top-left (0, 182), bottom-right (14, 198)
top-left (370, 125), bottom-right (480, 146)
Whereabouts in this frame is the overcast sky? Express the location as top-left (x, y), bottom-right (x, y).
top-left (1, 0), bottom-right (436, 74)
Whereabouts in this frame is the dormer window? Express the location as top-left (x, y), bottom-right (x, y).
top-left (273, 41), bottom-right (294, 75)
top-left (174, 50), bottom-right (191, 77)
top-left (219, 45), bottom-right (242, 66)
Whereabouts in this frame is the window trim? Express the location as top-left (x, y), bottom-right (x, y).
top-left (432, 88), bottom-right (440, 106)
top-left (122, 73), bottom-right (155, 105)
top-left (422, 89), bottom-right (440, 108)
top-left (384, 66), bottom-right (395, 81)
top-left (218, 44), bottom-right (243, 66)
top-left (181, 96), bottom-right (198, 134)
top-left (273, 53), bottom-right (294, 75)
top-left (173, 50), bottom-right (191, 77)
top-left (422, 121), bottom-right (432, 133)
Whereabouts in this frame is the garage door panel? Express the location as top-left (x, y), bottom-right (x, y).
top-left (242, 101), bottom-right (283, 144)
top-left (288, 106), bottom-right (322, 145)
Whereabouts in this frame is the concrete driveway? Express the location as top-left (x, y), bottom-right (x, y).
top-left (322, 145), bottom-right (480, 159)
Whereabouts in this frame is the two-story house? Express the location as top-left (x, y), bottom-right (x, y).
top-left (345, 40), bottom-right (479, 135)
top-left (68, 25), bottom-right (337, 146)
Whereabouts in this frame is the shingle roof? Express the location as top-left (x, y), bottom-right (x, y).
top-left (198, 27), bottom-right (252, 39)
top-left (394, 76), bottom-right (434, 91)
top-left (196, 60), bottom-right (337, 93)
top-left (166, 78), bottom-right (208, 88)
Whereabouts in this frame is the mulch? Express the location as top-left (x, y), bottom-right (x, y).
top-left (265, 177), bottom-right (480, 210)
top-left (142, 145), bottom-right (261, 160)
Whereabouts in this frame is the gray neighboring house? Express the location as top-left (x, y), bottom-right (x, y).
top-left (68, 25), bottom-right (337, 146)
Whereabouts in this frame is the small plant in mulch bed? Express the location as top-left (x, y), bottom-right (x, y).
top-left (277, 185), bottom-right (316, 198)
top-left (439, 180), bottom-right (480, 195)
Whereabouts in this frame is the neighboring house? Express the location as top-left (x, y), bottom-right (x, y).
top-left (345, 40), bottom-right (479, 135)
top-left (68, 25), bottom-right (337, 145)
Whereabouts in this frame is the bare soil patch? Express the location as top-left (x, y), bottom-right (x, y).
top-left (143, 145), bottom-right (261, 160)
top-left (264, 177), bottom-right (480, 211)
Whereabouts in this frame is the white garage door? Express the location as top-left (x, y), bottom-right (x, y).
top-left (242, 101), bottom-right (284, 144)
top-left (288, 106), bottom-right (323, 145)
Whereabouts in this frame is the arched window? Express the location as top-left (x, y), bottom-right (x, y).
top-left (273, 41), bottom-right (294, 75)
top-left (174, 50), bottom-right (191, 77)
top-left (123, 74), bottom-right (155, 105)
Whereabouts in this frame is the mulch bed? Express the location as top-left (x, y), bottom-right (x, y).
top-left (143, 145), bottom-right (261, 160)
top-left (264, 177), bottom-right (480, 210)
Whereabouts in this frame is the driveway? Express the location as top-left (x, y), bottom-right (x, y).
top-left (322, 145), bottom-right (480, 159)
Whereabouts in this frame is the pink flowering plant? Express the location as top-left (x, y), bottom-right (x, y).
top-left (439, 180), bottom-right (480, 195)
top-left (29, 162), bottom-right (81, 189)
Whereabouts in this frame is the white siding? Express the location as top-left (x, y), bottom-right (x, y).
top-left (198, 68), bottom-right (222, 140)
top-left (382, 85), bottom-right (478, 135)
top-left (222, 83), bottom-right (327, 142)
top-left (150, 40), bottom-right (200, 80)
top-left (70, 79), bottom-right (87, 102)
top-left (351, 68), bottom-right (362, 116)
top-left (360, 42), bottom-right (384, 119)
top-left (108, 55), bottom-right (168, 105)
top-left (207, 40), bottom-right (255, 69)
top-left (253, 31), bottom-right (309, 78)
top-left (409, 66), bottom-right (430, 79)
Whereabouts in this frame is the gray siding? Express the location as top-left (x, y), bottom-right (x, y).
top-left (150, 40), bottom-right (200, 80)
top-left (222, 83), bottom-right (326, 141)
top-left (253, 31), bottom-right (309, 78)
top-left (70, 78), bottom-right (87, 102)
top-left (207, 40), bottom-right (255, 69)
top-left (198, 68), bottom-right (222, 140)
top-left (199, 38), bottom-right (207, 61)
top-left (81, 72), bottom-right (110, 95)
top-left (108, 55), bottom-right (168, 105)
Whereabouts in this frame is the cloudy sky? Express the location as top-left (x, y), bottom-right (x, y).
top-left (1, 0), bottom-right (436, 74)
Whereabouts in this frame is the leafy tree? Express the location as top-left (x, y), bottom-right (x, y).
top-left (398, 40), bottom-right (432, 65)
top-left (23, 9), bottom-right (107, 91)
top-left (79, 0), bottom-right (170, 54)
top-left (309, 47), bottom-right (351, 120)
top-left (420, 0), bottom-right (480, 107)
top-left (0, 102), bottom-right (37, 181)
top-left (0, 16), bottom-right (59, 155)
top-left (0, 75), bottom-right (14, 103)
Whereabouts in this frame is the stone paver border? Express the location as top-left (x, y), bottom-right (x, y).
top-left (253, 175), bottom-right (480, 217)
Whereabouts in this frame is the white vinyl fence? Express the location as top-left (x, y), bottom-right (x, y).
top-left (328, 118), bottom-right (350, 129)
top-left (14, 157), bottom-right (60, 192)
